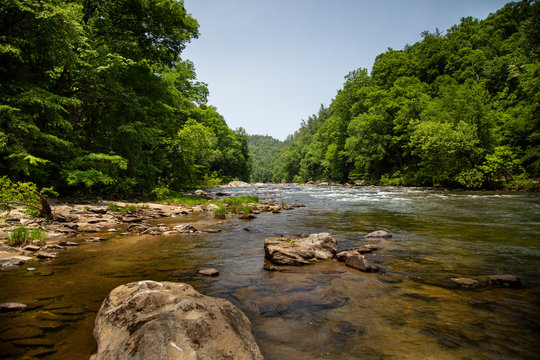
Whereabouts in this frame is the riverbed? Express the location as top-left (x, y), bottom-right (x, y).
top-left (1, 185), bottom-right (539, 359)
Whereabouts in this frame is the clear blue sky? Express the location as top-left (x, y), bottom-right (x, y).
top-left (182, 0), bottom-right (512, 140)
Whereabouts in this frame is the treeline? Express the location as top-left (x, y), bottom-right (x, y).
top-left (247, 135), bottom-right (284, 183)
top-left (265, 1), bottom-right (539, 188)
top-left (0, 0), bottom-right (250, 198)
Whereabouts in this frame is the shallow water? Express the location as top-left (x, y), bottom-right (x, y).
top-left (1, 186), bottom-right (539, 359)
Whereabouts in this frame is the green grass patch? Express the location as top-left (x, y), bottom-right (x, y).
top-left (7, 226), bottom-right (47, 246)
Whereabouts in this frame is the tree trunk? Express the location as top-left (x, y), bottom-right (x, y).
top-left (32, 190), bottom-right (53, 218)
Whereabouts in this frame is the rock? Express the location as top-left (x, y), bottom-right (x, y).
top-left (23, 245), bottom-right (41, 252)
top-left (173, 224), bottom-right (197, 233)
top-left (344, 255), bottom-right (379, 272)
top-left (54, 213), bottom-right (79, 223)
top-left (290, 203), bottom-right (305, 208)
top-left (215, 192), bottom-right (230, 196)
top-left (0, 255), bottom-right (33, 268)
top-left (204, 204), bottom-right (220, 212)
top-left (191, 205), bottom-right (204, 212)
top-left (337, 245), bottom-right (380, 261)
top-left (194, 189), bottom-right (211, 198)
top-left (58, 241), bottom-right (79, 246)
top-left (107, 228), bottom-right (117, 232)
top-left (223, 181), bottom-right (250, 188)
top-left (36, 251), bottom-right (57, 259)
top-left (121, 216), bottom-right (145, 223)
top-left (488, 274), bottom-right (520, 288)
top-left (239, 214), bottom-right (256, 220)
top-left (365, 230), bottom-right (392, 238)
top-left (201, 229), bottom-right (222, 233)
top-left (264, 232), bottom-right (337, 266)
top-left (141, 226), bottom-right (166, 236)
top-left (78, 223), bottom-right (102, 233)
top-left (198, 268), bottom-right (220, 277)
top-left (0, 302), bottom-right (28, 312)
top-left (27, 267), bottom-right (36, 271)
top-left (91, 281), bottom-right (263, 360)
top-left (85, 237), bottom-right (106, 242)
top-left (451, 277), bottom-right (481, 288)
top-left (42, 244), bottom-right (65, 250)
top-left (85, 206), bottom-right (108, 214)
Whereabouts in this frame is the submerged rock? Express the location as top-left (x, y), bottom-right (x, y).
top-left (264, 232), bottom-right (337, 266)
top-left (91, 281), bottom-right (263, 360)
top-left (344, 254), bottom-right (379, 272)
top-left (451, 277), bottom-right (481, 288)
top-left (488, 274), bottom-right (520, 288)
top-left (365, 230), bottom-right (392, 238)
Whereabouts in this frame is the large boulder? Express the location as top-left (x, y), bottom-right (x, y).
top-left (91, 281), bottom-right (263, 360)
top-left (264, 232), bottom-right (337, 265)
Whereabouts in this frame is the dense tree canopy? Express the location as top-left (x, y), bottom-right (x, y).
top-left (0, 0), bottom-right (250, 197)
top-left (264, 0), bottom-right (539, 188)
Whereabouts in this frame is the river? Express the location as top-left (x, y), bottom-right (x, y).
top-left (1, 185), bottom-right (539, 359)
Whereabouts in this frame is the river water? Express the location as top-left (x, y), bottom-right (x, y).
top-left (1, 185), bottom-right (539, 359)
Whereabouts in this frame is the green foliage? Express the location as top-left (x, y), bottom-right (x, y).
top-left (7, 226), bottom-right (47, 247)
top-left (261, 1), bottom-right (539, 188)
top-left (0, 176), bottom-right (57, 217)
top-left (0, 0), bottom-right (251, 197)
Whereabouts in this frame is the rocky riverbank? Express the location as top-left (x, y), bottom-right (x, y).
top-left (0, 191), bottom-right (304, 272)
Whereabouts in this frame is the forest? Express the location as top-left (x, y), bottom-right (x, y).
top-left (0, 0), bottom-right (250, 198)
top-left (251, 0), bottom-right (539, 188)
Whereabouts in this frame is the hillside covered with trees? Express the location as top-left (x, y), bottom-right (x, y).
top-left (247, 135), bottom-right (284, 183)
top-left (263, 0), bottom-right (539, 188)
top-left (0, 0), bottom-right (250, 198)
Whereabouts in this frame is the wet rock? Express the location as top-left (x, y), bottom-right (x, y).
top-left (239, 214), bottom-right (256, 220)
top-left (107, 228), bottom-right (117, 232)
top-left (290, 203), bottom-right (305, 208)
top-left (58, 241), bottom-right (79, 246)
top-left (451, 277), bottom-right (481, 288)
top-left (36, 251), bottom-right (57, 259)
top-left (215, 192), bottom-right (230, 196)
top-left (488, 274), bottom-right (520, 288)
top-left (78, 223), bottom-right (101, 233)
top-left (337, 245), bottom-right (380, 261)
top-left (27, 267), bottom-right (36, 271)
top-left (264, 232), bottom-right (337, 266)
top-left (344, 254), bottom-right (379, 272)
top-left (91, 281), bottom-right (263, 360)
top-left (85, 237), bottom-right (106, 242)
top-left (141, 226), bottom-right (166, 236)
top-left (365, 230), bottom-right (392, 238)
top-left (23, 245), bottom-right (41, 252)
top-left (0, 255), bottom-right (33, 268)
top-left (0, 302), bottom-right (28, 312)
top-left (173, 224), bottom-right (197, 233)
top-left (194, 189), bottom-right (211, 198)
top-left (198, 268), bottom-right (220, 277)
top-left (201, 229), bottom-right (222, 233)
top-left (42, 244), bottom-right (65, 250)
